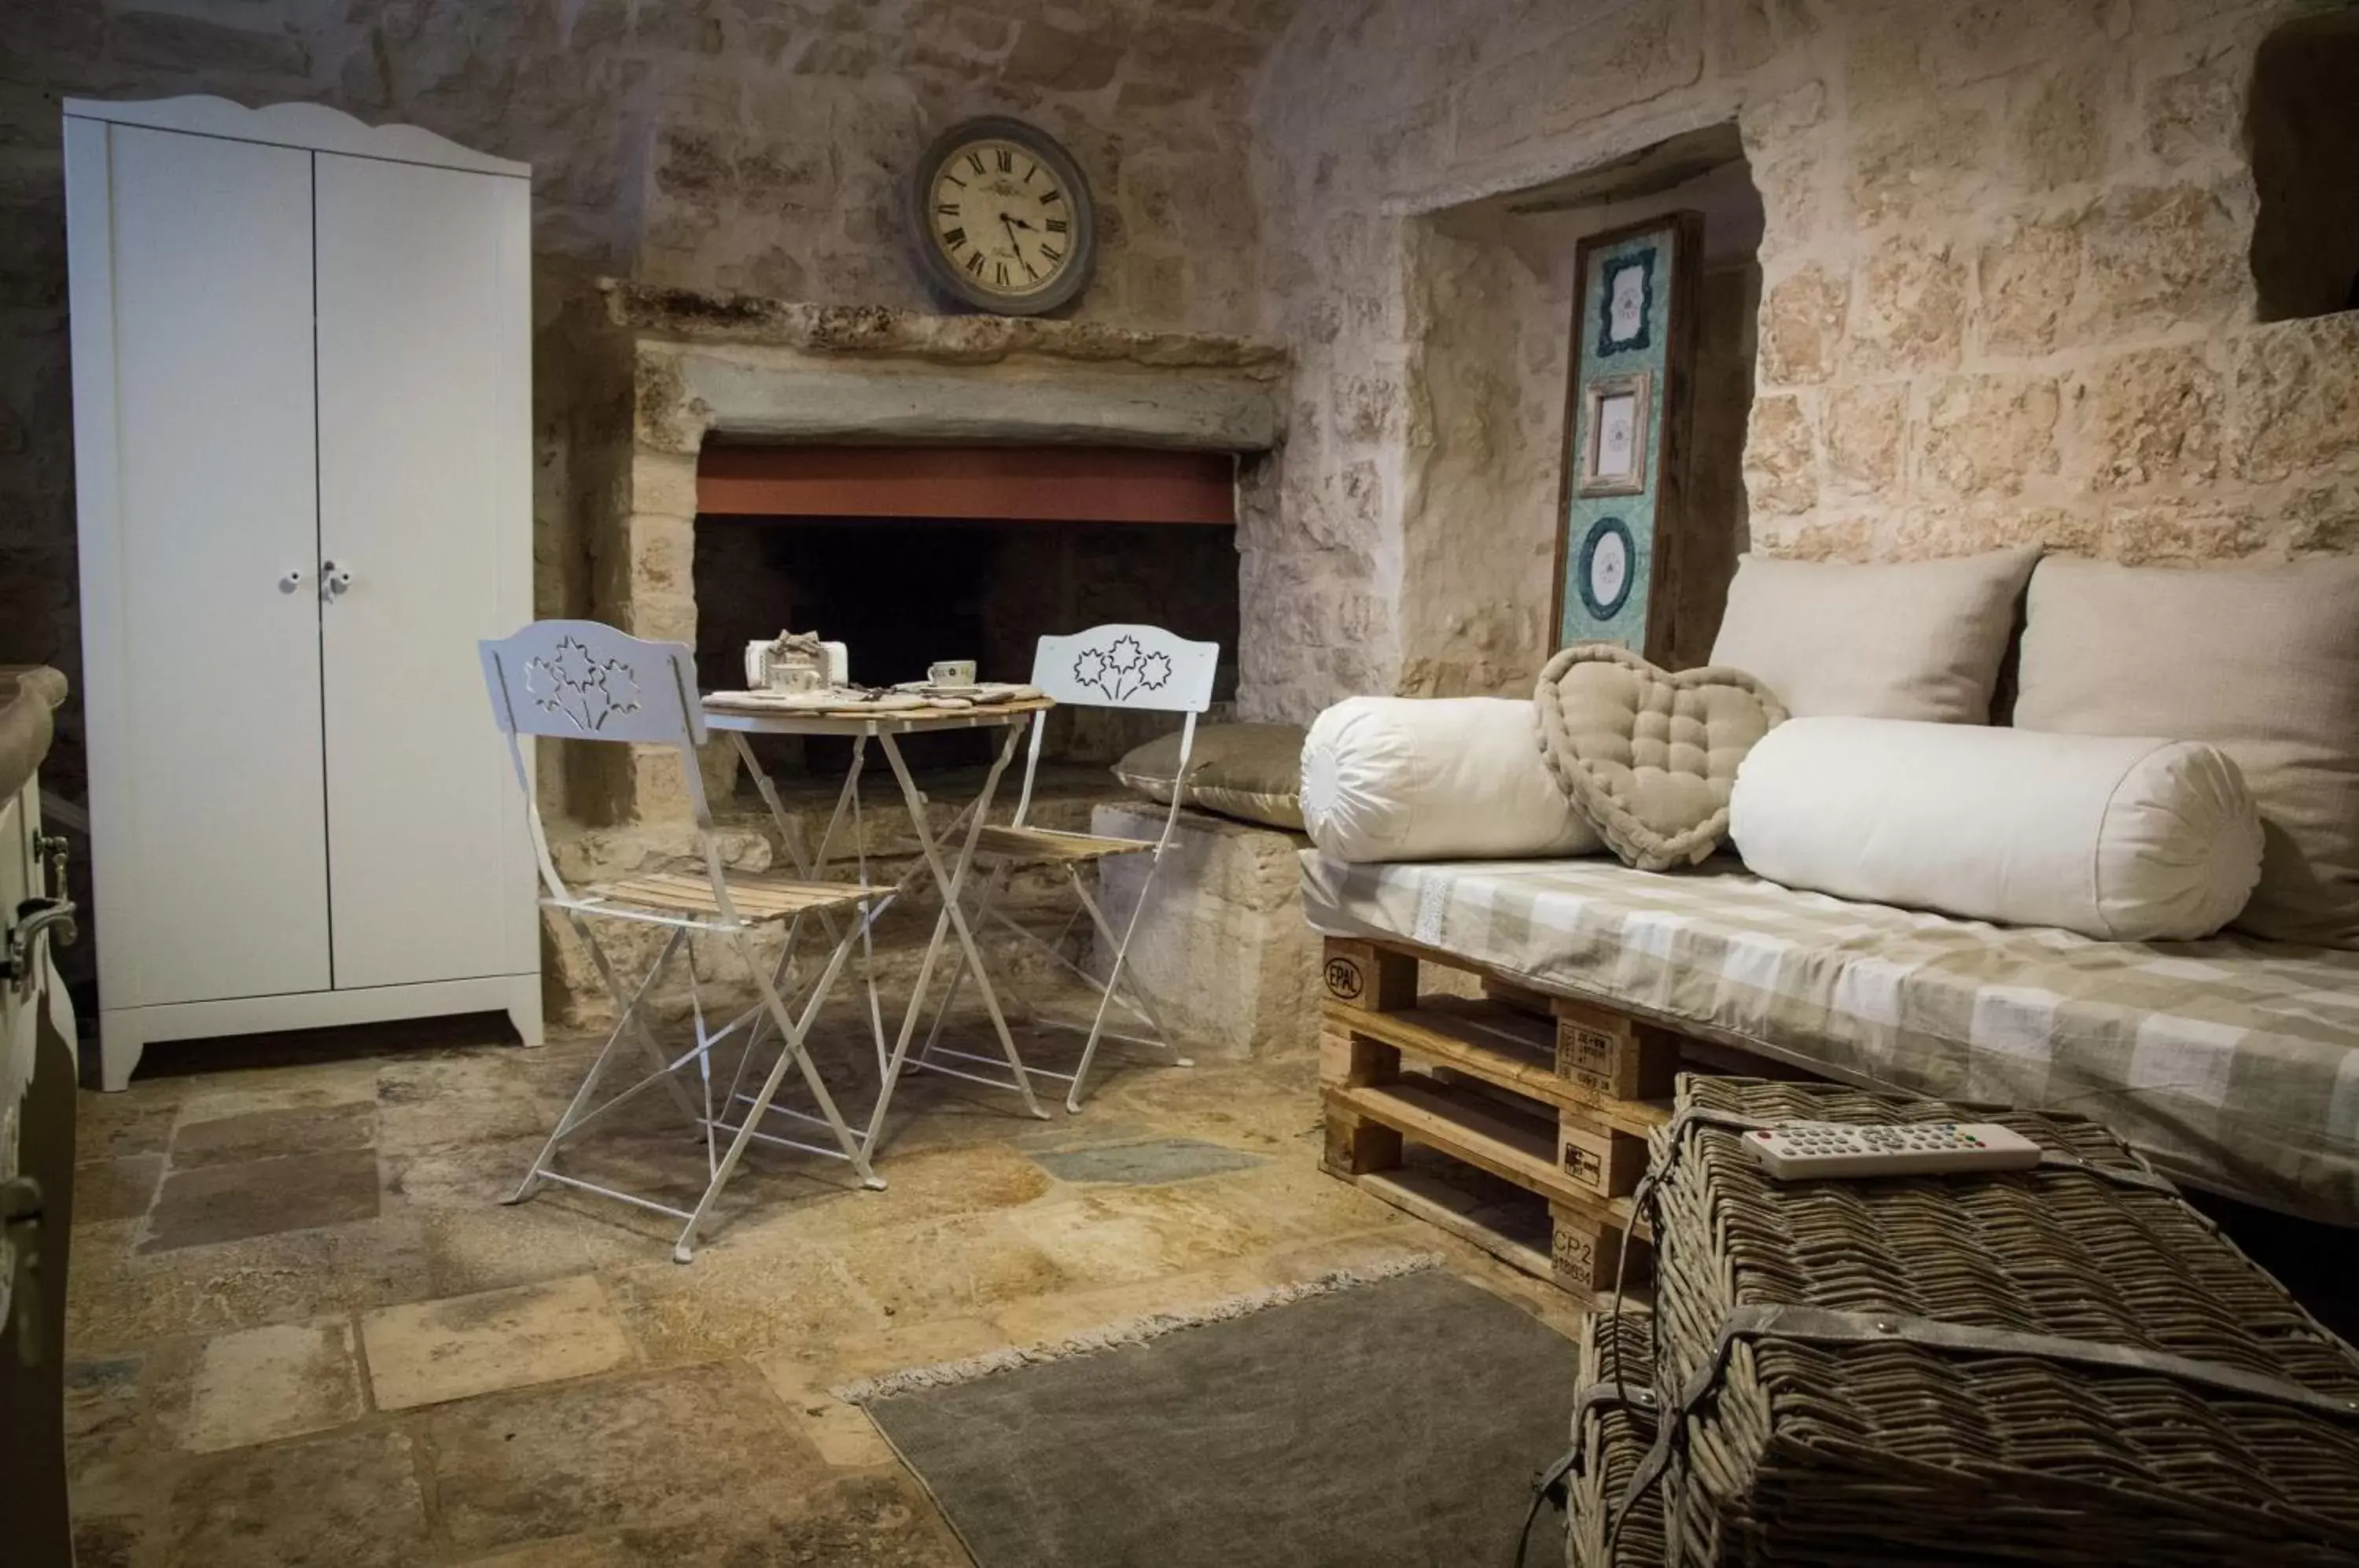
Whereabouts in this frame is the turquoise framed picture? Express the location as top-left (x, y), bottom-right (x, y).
top-left (1552, 212), bottom-right (1702, 662)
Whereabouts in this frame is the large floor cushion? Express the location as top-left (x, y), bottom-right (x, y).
top-left (1299, 852), bottom-right (2359, 1222)
top-left (1113, 722), bottom-right (1305, 830)
top-left (2016, 556), bottom-right (2359, 949)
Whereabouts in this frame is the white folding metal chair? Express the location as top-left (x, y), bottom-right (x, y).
top-left (915, 624), bottom-right (1219, 1112)
top-left (480, 620), bottom-right (883, 1262)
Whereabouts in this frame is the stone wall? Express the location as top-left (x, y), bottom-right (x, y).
top-left (0, 0), bottom-right (1294, 805)
top-left (1244, 0), bottom-right (2359, 721)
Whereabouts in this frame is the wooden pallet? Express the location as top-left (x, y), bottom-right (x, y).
top-left (1319, 933), bottom-right (1734, 1297)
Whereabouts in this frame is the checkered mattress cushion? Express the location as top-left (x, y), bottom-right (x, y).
top-left (1300, 852), bottom-right (2359, 1224)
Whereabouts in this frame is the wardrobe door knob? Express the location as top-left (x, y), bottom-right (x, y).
top-left (278, 569), bottom-right (305, 592)
top-left (322, 561), bottom-right (354, 596)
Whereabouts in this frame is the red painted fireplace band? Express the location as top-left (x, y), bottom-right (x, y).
top-left (695, 444), bottom-right (1237, 525)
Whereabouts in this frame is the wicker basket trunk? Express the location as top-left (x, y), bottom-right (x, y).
top-left (1567, 1077), bottom-right (2359, 1567)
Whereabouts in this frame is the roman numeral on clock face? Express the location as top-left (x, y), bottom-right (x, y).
top-left (936, 203), bottom-right (958, 216)
top-left (1040, 244), bottom-right (1062, 263)
top-left (966, 251), bottom-right (984, 274)
top-left (941, 226), bottom-right (966, 248)
top-left (995, 148), bottom-right (1013, 172)
top-left (966, 152), bottom-right (985, 175)
top-left (1046, 218), bottom-right (1068, 234)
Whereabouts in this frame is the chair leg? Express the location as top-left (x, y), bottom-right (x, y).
top-left (1068, 867), bottom-right (1187, 1055)
top-left (674, 925), bottom-right (878, 1263)
top-left (567, 911), bottom-right (702, 1125)
top-left (509, 927), bottom-right (686, 1204)
top-left (1065, 856), bottom-right (1176, 1113)
top-left (918, 860), bottom-right (1013, 1066)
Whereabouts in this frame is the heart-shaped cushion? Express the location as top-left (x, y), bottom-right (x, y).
top-left (1534, 642), bottom-right (1787, 871)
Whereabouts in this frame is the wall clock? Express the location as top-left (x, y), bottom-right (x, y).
top-left (908, 116), bottom-right (1096, 315)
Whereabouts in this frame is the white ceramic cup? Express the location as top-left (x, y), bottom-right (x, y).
top-left (929, 659), bottom-right (977, 686)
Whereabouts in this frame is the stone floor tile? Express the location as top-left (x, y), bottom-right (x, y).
top-left (142, 1148), bottom-right (381, 1253)
top-left (164, 1426), bottom-right (434, 1568)
top-left (63, 1354), bottom-right (156, 1471)
top-left (69, 1213), bottom-right (425, 1356)
top-left (361, 1274), bottom-right (632, 1411)
top-left (75, 1092), bottom-right (182, 1161)
top-left (172, 1058), bottom-right (385, 1124)
top-left (182, 1316), bottom-right (366, 1452)
top-left (1033, 1135), bottom-right (1268, 1184)
top-left (601, 1243), bottom-right (883, 1364)
top-left (410, 1202), bottom-right (605, 1299)
top-left (169, 1101), bottom-right (377, 1169)
top-left (377, 1052), bottom-right (557, 1153)
top-left (986, 1254), bottom-right (1276, 1348)
top-left (418, 1360), bottom-right (828, 1561)
top-left (75, 1154), bottom-right (164, 1223)
top-left (1000, 1179), bottom-right (1297, 1288)
top-left (451, 1474), bottom-right (966, 1567)
top-left (830, 1210), bottom-right (1071, 1323)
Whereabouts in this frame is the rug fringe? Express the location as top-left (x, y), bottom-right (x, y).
top-left (830, 1251), bottom-right (1446, 1405)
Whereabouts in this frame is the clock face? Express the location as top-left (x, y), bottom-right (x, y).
top-left (911, 119), bottom-right (1095, 315)
top-left (927, 139), bottom-right (1075, 300)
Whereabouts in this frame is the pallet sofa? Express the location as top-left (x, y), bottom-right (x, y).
top-left (1306, 851), bottom-right (2359, 1298)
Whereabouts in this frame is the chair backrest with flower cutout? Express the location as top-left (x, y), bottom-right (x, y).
top-left (1029, 624), bottom-right (1220, 715)
top-left (1014, 624), bottom-right (1220, 837)
top-left (480, 620), bottom-right (722, 907)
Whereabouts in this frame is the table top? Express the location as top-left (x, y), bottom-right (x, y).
top-left (702, 694), bottom-right (1052, 736)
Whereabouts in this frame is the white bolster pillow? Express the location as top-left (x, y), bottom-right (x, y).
top-left (1729, 717), bottom-right (2263, 940)
top-left (1300, 697), bottom-right (1602, 863)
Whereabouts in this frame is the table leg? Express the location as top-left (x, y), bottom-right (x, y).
top-left (866, 718), bottom-right (1043, 1148)
top-left (725, 727), bottom-right (891, 1092)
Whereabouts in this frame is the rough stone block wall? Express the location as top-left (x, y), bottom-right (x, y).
top-left (1245, 0), bottom-right (2359, 721)
top-left (0, 0), bottom-right (1294, 808)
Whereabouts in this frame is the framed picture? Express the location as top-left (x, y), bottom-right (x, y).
top-left (1550, 211), bottom-right (1702, 664)
top-left (1595, 250), bottom-right (1656, 356)
top-left (1577, 371), bottom-right (1651, 496)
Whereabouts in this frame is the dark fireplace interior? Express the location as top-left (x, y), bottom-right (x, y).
top-left (693, 513), bottom-right (1242, 788)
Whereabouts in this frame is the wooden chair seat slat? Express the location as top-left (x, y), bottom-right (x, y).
top-left (972, 823), bottom-right (1154, 863)
top-left (592, 868), bottom-right (871, 922)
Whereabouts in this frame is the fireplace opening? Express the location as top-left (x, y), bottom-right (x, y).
top-left (691, 444), bottom-right (1242, 794)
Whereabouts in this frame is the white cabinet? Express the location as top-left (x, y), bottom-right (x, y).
top-left (65, 98), bottom-right (541, 1090)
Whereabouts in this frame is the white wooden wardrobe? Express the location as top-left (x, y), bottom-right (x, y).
top-left (66, 97), bottom-right (541, 1090)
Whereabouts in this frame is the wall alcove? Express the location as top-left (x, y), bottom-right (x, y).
top-left (2248, 9), bottom-right (2359, 322)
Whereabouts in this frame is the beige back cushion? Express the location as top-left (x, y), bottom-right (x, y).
top-left (2015, 557), bottom-right (2359, 948)
top-left (1708, 548), bottom-right (2038, 722)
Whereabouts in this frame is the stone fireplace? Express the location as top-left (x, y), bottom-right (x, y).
top-left (560, 281), bottom-right (1287, 834)
top-left (532, 282), bottom-right (1286, 1023)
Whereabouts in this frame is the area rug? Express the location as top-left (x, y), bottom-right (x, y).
top-left (842, 1259), bottom-right (1577, 1568)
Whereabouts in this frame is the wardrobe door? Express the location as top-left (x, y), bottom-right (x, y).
top-left (313, 153), bottom-right (533, 991)
top-left (70, 124), bottom-right (332, 1007)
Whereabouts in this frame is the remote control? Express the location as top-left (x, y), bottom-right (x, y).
top-left (1745, 1121), bottom-right (2043, 1180)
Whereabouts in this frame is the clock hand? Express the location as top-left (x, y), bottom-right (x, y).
top-left (999, 212), bottom-right (1024, 260)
